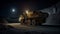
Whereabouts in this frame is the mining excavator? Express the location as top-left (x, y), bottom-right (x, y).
top-left (19, 10), bottom-right (48, 26)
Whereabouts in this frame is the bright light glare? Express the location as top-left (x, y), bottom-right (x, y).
top-left (19, 17), bottom-right (22, 21)
top-left (25, 10), bottom-right (33, 18)
top-left (26, 10), bottom-right (29, 14)
top-left (19, 15), bottom-right (24, 21)
top-left (12, 9), bottom-right (15, 12)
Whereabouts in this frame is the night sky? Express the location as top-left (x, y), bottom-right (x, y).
top-left (0, 0), bottom-right (59, 22)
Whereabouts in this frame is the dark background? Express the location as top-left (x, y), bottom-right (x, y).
top-left (0, 0), bottom-right (59, 23)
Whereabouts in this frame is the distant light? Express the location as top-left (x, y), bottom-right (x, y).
top-left (12, 9), bottom-right (15, 12)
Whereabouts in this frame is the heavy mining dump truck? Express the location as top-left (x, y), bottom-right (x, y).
top-left (19, 10), bottom-right (49, 26)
